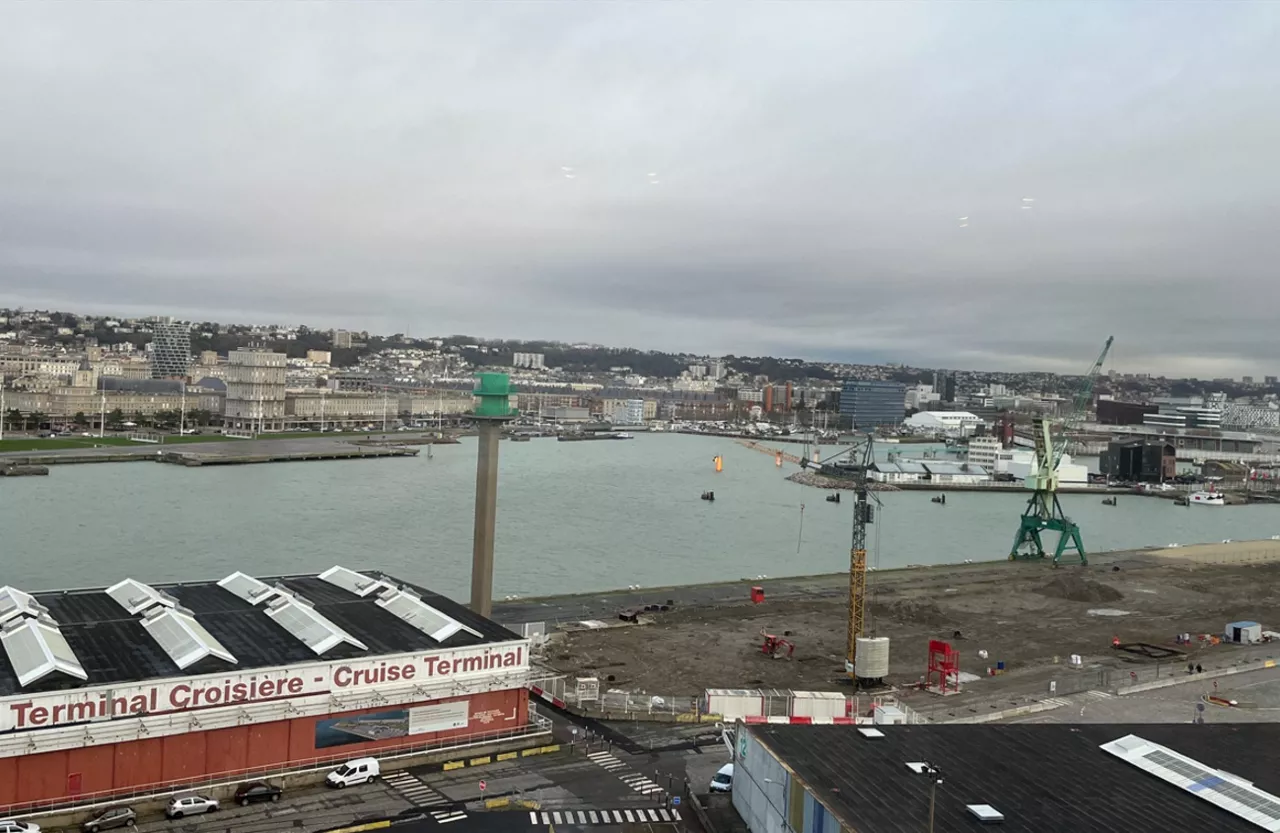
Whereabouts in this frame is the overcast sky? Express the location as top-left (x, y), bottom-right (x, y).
top-left (1, 3), bottom-right (1277, 376)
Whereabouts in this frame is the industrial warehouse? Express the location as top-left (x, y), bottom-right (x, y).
top-left (731, 723), bottom-right (1280, 832)
top-left (0, 566), bottom-right (537, 811)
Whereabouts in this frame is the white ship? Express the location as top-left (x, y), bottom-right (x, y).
top-left (1187, 490), bottom-right (1225, 506)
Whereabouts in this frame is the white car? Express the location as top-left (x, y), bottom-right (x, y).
top-left (710, 763), bottom-right (734, 793)
top-left (165, 795), bottom-right (219, 819)
top-left (0, 820), bottom-right (40, 833)
top-left (326, 757), bottom-right (380, 788)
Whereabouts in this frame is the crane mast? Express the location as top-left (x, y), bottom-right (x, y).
top-left (844, 435), bottom-right (875, 681)
top-left (1010, 336), bottom-right (1114, 566)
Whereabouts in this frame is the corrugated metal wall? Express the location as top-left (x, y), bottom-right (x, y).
top-left (0, 688), bottom-right (526, 809)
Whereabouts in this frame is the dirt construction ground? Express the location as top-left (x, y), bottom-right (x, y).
top-left (545, 542), bottom-right (1280, 708)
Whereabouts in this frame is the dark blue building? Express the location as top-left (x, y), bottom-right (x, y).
top-left (839, 380), bottom-right (905, 429)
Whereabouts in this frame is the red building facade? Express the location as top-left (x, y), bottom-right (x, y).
top-left (0, 687), bottom-right (528, 808)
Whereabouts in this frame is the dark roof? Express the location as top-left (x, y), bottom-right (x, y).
top-left (749, 723), bottom-right (1280, 833)
top-left (0, 570), bottom-right (518, 698)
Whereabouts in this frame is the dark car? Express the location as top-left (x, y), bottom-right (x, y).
top-left (233, 782), bottom-right (283, 806)
top-left (80, 806), bottom-right (136, 833)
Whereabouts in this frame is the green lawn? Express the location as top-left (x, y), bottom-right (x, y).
top-left (0, 436), bottom-right (137, 452)
top-left (0, 429), bottom-right (408, 453)
top-left (0, 434), bottom-right (241, 452)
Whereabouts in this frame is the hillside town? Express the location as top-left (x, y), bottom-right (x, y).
top-left (2, 308), bottom-right (1279, 487)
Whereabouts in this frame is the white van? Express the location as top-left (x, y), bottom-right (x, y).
top-left (325, 758), bottom-right (380, 788)
top-left (710, 763), bottom-right (733, 793)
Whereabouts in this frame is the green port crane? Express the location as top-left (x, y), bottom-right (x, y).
top-left (1009, 336), bottom-right (1114, 566)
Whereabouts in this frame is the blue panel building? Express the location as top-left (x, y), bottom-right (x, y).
top-left (838, 380), bottom-right (905, 429)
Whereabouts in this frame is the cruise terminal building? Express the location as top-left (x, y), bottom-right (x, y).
top-left (0, 566), bottom-right (536, 811)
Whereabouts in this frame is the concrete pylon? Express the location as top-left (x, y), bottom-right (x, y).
top-left (470, 373), bottom-right (515, 618)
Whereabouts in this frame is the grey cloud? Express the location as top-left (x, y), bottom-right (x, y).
top-left (0, 2), bottom-right (1278, 375)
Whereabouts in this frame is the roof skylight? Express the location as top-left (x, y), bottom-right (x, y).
top-left (265, 595), bottom-right (368, 654)
top-left (1102, 734), bottom-right (1280, 831)
top-left (106, 578), bottom-right (177, 615)
top-left (319, 566), bottom-right (394, 597)
top-left (1, 615), bottom-right (89, 686)
top-left (140, 606), bottom-right (236, 669)
top-left (0, 585), bottom-right (44, 625)
top-left (217, 571), bottom-right (282, 605)
top-left (375, 587), bottom-right (480, 641)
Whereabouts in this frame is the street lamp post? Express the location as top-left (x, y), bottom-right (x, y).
top-left (917, 763), bottom-right (943, 833)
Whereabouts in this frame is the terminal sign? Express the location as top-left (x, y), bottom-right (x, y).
top-left (2, 641), bottom-right (528, 732)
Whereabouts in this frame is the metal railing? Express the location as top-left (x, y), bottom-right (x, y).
top-left (908, 650), bottom-right (1280, 723)
top-left (7, 715), bottom-right (552, 818)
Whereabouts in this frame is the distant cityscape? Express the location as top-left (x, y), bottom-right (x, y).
top-left (2, 307), bottom-right (1280, 448)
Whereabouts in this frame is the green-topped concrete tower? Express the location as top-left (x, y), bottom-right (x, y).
top-left (470, 372), bottom-right (516, 617)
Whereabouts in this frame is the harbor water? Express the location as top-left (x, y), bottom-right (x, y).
top-left (5, 434), bottom-right (1280, 599)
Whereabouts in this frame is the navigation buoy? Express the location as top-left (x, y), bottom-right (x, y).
top-left (714, 455), bottom-right (723, 473)
top-left (775, 452), bottom-right (782, 467)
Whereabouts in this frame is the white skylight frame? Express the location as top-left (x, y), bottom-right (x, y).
top-left (106, 578), bottom-right (177, 615)
top-left (318, 566), bottom-right (394, 598)
top-left (140, 606), bottom-right (236, 669)
top-left (265, 595), bottom-right (368, 655)
top-left (1101, 734), bottom-right (1280, 832)
top-left (374, 587), bottom-right (480, 642)
top-left (0, 585), bottom-right (43, 625)
top-left (1, 615), bottom-right (89, 686)
top-left (217, 571), bottom-right (283, 605)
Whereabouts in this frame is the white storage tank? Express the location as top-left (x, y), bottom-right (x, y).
top-left (854, 637), bottom-right (891, 680)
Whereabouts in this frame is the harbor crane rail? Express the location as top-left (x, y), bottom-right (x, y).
top-left (1010, 336), bottom-right (1114, 566)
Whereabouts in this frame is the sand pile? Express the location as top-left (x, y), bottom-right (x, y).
top-left (1035, 574), bottom-right (1124, 603)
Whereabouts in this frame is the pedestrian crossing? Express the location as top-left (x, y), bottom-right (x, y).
top-left (586, 750), bottom-right (665, 795)
top-left (384, 770), bottom-right (467, 824)
top-left (529, 808), bottom-right (682, 826)
top-left (1041, 690), bottom-right (1114, 709)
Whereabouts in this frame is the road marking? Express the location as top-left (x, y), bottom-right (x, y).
top-left (589, 810), bottom-right (600, 823)
top-left (624, 810), bottom-right (635, 822)
top-left (1086, 690), bottom-right (1114, 699)
top-left (658, 808), bottom-right (671, 821)
top-left (1041, 697), bottom-right (1072, 708)
top-left (540, 812), bottom-right (550, 824)
top-left (529, 812), bottom-right (539, 823)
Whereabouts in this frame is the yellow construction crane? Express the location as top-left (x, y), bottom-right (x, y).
top-left (842, 435), bottom-right (879, 683)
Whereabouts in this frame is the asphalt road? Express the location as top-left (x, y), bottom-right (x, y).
top-left (1008, 665), bottom-right (1280, 724)
top-left (43, 707), bottom-right (707, 833)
